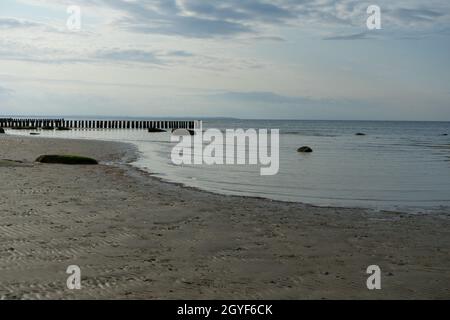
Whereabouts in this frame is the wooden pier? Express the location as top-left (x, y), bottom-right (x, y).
top-left (0, 118), bottom-right (201, 130)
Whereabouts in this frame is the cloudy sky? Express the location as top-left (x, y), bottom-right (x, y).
top-left (1, 0), bottom-right (450, 120)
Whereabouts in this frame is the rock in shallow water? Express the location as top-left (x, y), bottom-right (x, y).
top-left (355, 133), bottom-right (366, 136)
top-left (0, 128), bottom-right (5, 134)
top-left (148, 128), bottom-right (166, 133)
top-left (297, 146), bottom-right (313, 153)
top-left (172, 129), bottom-right (195, 136)
top-left (35, 155), bottom-right (98, 165)
top-left (10, 126), bottom-right (37, 130)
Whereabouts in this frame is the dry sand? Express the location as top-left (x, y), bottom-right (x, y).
top-left (0, 134), bottom-right (449, 299)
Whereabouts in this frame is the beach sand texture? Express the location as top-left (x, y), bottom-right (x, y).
top-left (0, 135), bottom-right (449, 299)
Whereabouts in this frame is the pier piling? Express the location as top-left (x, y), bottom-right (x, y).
top-left (0, 118), bottom-right (200, 131)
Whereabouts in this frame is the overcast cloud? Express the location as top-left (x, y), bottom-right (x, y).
top-left (0, 0), bottom-right (449, 119)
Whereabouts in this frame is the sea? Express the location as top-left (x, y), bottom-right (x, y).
top-left (7, 119), bottom-right (450, 213)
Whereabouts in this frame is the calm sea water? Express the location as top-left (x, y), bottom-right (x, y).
top-left (7, 120), bottom-right (450, 213)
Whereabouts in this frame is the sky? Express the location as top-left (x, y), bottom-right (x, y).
top-left (0, 0), bottom-right (450, 120)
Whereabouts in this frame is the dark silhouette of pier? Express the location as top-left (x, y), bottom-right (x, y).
top-left (0, 118), bottom-right (200, 130)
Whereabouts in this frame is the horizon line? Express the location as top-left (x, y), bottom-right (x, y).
top-left (1, 115), bottom-right (450, 122)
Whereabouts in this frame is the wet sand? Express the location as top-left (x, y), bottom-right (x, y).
top-left (0, 134), bottom-right (449, 299)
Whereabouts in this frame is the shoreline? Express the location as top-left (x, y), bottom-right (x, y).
top-left (118, 147), bottom-right (450, 216)
top-left (0, 135), bottom-right (449, 299)
top-left (2, 131), bottom-right (379, 213)
top-left (6, 130), bottom-right (449, 214)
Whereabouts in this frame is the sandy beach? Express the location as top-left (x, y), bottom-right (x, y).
top-left (0, 134), bottom-right (449, 299)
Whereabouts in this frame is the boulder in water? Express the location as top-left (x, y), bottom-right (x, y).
top-left (355, 133), bottom-right (366, 136)
top-left (35, 155), bottom-right (98, 165)
top-left (172, 129), bottom-right (195, 136)
top-left (148, 128), bottom-right (166, 133)
top-left (0, 128), bottom-right (5, 134)
top-left (10, 126), bottom-right (37, 130)
top-left (297, 146), bottom-right (313, 153)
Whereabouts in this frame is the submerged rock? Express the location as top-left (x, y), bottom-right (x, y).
top-left (30, 132), bottom-right (40, 136)
top-left (172, 129), bottom-right (195, 136)
top-left (297, 146), bottom-right (313, 153)
top-left (0, 128), bottom-right (5, 134)
top-left (35, 155), bottom-right (98, 165)
top-left (355, 133), bottom-right (366, 136)
top-left (148, 128), bottom-right (166, 133)
top-left (10, 126), bottom-right (37, 130)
